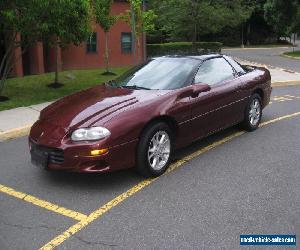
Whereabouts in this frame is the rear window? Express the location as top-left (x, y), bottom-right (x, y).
top-left (223, 56), bottom-right (246, 75)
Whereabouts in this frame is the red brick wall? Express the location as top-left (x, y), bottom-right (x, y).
top-left (61, 1), bottom-right (144, 71)
top-left (9, 1), bottom-right (144, 77)
top-left (28, 43), bottom-right (45, 75)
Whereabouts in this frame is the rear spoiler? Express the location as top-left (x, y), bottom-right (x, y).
top-left (242, 64), bottom-right (269, 73)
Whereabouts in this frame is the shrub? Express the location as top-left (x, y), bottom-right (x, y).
top-left (147, 42), bottom-right (223, 57)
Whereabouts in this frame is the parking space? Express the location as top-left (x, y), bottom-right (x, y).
top-left (1, 85), bottom-right (300, 249)
top-left (61, 113), bottom-right (300, 250)
top-left (0, 195), bottom-right (75, 249)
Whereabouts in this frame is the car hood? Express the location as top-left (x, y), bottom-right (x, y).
top-left (40, 84), bottom-right (165, 129)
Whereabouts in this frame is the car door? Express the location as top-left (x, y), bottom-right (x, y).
top-left (190, 57), bottom-right (247, 140)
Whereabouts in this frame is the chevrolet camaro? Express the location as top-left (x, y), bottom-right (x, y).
top-left (29, 54), bottom-right (272, 177)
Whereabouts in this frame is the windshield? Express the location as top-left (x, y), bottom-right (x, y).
top-left (110, 58), bottom-right (199, 90)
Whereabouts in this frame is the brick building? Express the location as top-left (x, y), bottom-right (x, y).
top-left (0, 0), bottom-right (145, 78)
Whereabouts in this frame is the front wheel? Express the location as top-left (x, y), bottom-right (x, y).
top-left (242, 94), bottom-right (262, 131)
top-left (136, 122), bottom-right (173, 177)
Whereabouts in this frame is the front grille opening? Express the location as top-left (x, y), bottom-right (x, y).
top-left (49, 150), bottom-right (64, 164)
top-left (30, 140), bottom-right (64, 165)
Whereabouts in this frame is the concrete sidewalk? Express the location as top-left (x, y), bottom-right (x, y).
top-left (1, 61), bottom-right (300, 141)
top-left (0, 102), bottom-right (52, 141)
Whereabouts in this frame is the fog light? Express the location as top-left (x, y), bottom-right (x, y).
top-left (90, 148), bottom-right (108, 156)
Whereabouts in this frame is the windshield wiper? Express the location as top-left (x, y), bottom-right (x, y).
top-left (121, 85), bottom-right (151, 90)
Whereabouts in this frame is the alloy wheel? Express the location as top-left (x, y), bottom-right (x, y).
top-left (147, 131), bottom-right (171, 171)
top-left (249, 98), bottom-right (261, 126)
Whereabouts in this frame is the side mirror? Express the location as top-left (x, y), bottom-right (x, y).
top-left (192, 83), bottom-right (211, 97)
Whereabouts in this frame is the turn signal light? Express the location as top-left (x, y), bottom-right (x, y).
top-left (90, 148), bottom-right (108, 156)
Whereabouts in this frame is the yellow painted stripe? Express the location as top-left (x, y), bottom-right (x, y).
top-left (273, 80), bottom-right (300, 83)
top-left (0, 184), bottom-right (87, 221)
top-left (39, 179), bottom-right (155, 250)
top-left (0, 125), bottom-right (31, 142)
top-left (260, 111), bottom-right (300, 127)
top-left (272, 81), bottom-right (300, 88)
top-left (40, 111), bottom-right (300, 250)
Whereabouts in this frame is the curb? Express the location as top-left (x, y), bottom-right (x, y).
top-left (0, 125), bottom-right (32, 142)
top-left (223, 46), bottom-right (292, 51)
top-left (281, 54), bottom-right (300, 60)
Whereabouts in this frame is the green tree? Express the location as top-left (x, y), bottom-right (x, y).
top-left (264, 0), bottom-right (298, 37)
top-left (291, 4), bottom-right (300, 35)
top-left (0, 0), bottom-right (43, 99)
top-left (124, 0), bottom-right (156, 64)
top-left (0, 0), bottom-right (91, 97)
top-left (147, 0), bottom-right (252, 43)
top-left (37, 0), bottom-right (91, 87)
top-left (92, 0), bottom-right (117, 75)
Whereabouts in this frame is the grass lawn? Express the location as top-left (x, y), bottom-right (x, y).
top-left (283, 50), bottom-right (300, 58)
top-left (0, 67), bottom-right (129, 111)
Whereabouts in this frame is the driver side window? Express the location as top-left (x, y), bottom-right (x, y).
top-left (195, 58), bottom-right (235, 86)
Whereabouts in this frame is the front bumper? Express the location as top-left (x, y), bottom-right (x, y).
top-left (29, 134), bottom-right (138, 173)
top-left (29, 119), bottom-right (139, 173)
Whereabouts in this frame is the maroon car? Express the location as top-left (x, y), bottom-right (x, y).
top-left (29, 54), bottom-right (272, 177)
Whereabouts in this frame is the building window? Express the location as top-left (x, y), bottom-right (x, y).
top-left (121, 32), bottom-right (132, 53)
top-left (86, 33), bottom-right (97, 53)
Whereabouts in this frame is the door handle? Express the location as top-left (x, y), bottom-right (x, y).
top-left (191, 92), bottom-right (200, 98)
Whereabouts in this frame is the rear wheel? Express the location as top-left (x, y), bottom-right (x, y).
top-left (242, 94), bottom-right (262, 131)
top-left (136, 122), bottom-right (173, 177)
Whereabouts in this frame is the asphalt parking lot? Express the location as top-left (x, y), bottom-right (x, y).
top-left (1, 85), bottom-right (300, 249)
top-left (224, 47), bottom-right (300, 73)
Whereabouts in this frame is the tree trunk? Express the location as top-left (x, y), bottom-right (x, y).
top-left (193, 22), bottom-right (197, 43)
top-left (142, 32), bottom-right (147, 62)
top-left (142, 0), bottom-right (147, 62)
top-left (0, 33), bottom-right (29, 96)
top-left (48, 44), bottom-right (63, 88)
top-left (104, 32), bottom-right (109, 73)
top-left (0, 48), bottom-right (17, 95)
top-left (0, 34), bottom-right (16, 95)
top-left (137, 39), bottom-right (140, 64)
top-left (131, 4), bottom-right (136, 66)
top-left (241, 23), bottom-right (244, 48)
top-left (246, 22), bottom-right (251, 46)
top-left (54, 44), bottom-right (59, 84)
top-left (0, 49), bottom-right (19, 96)
top-left (0, 77), bottom-right (5, 95)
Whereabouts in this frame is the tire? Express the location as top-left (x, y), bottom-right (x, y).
top-left (136, 122), bottom-right (173, 177)
top-left (242, 94), bottom-right (262, 131)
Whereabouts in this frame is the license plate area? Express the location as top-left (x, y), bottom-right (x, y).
top-left (30, 143), bottom-right (49, 168)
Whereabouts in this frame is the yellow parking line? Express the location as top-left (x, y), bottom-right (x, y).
top-left (0, 184), bottom-right (87, 221)
top-left (40, 133), bottom-right (244, 250)
top-left (40, 110), bottom-right (300, 250)
top-left (260, 111), bottom-right (300, 127)
top-left (272, 81), bottom-right (300, 88)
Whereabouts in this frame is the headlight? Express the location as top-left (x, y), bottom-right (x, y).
top-left (71, 127), bottom-right (111, 141)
